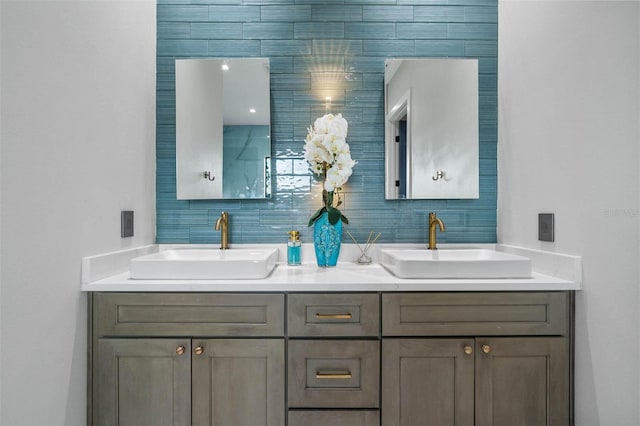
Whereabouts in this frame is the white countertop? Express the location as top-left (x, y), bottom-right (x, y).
top-left (81, 243), bottom-right (582, 292)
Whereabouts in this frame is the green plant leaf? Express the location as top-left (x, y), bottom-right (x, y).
top-left (327, 206), bottom-right (342, 225)
top-left (308, 207), bottom-right (326, 227)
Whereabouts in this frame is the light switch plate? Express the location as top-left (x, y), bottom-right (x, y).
top-left (121, 211), bottom-right (134, 238)
top-left (538, 213), bottom-right (554, 242)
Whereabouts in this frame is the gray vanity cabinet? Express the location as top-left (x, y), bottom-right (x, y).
top-left (89, 290), bottom-right (573, 426)
top-left (381, 292), bottom-right (572, 426)
top-left (90, 293), bottom-right (285, 426)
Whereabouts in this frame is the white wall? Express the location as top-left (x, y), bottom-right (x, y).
top-left (0, 1), bottom-right (156, 424)
top-left (0, 0), bottom-right (3, 421)
top-left (498, 1), bottom-right (640, 424)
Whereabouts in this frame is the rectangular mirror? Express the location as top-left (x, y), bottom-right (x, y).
top-left (385, 58), bottom-right (479, 199)
top-left (176, 58), bottom-right (271, 199)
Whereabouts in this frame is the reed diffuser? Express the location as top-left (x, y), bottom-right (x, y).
top-left (346, 230), bottom-right (381, 264)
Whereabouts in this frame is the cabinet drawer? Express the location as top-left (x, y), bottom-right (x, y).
top-left (289, 410), bottom-right (379, 426)
top-left (288, 340), bottom-right (380, 408)
top-left (383, 292), bottom-right (569, 336)
top-left (94, 293), bottom-right (284, 337)
top-left (288, 293), bottom-right (379, 337)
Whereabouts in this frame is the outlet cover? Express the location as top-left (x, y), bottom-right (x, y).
top-left (538, 213), bottom-right (554, 242)
top-left (121, 211), bottom-right (134, 238)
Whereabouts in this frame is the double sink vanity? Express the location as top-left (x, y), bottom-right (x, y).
top-left (83, 243), bottom-right (580, 426)
top-left (116, 48), bottom-right (568, 425)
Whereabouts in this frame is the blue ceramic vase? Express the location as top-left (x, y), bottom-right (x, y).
top-left (313, 212), bottom-right (342, 267)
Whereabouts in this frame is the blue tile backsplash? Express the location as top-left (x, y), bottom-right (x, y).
top-left (157, 0), bottom-right (498, 245)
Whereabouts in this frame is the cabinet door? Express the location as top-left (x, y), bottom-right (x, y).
top-left (475, 337), bottom-right (569, 426)
top-left (382, 339), bottom-right (474, 426)
top-left (95, 338), bottom-right (191, 426)
top-left (289, 410), bottom-right (380, 426)
top-left (192, 339), bottom-right (285, 426)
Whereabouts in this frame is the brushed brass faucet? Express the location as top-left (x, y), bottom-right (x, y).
top-left (428, 212), bottom-right (445, 250)
top-left (215, 211), bottom-right (229, 249)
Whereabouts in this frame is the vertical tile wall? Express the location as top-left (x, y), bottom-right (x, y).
top-left (157, 0), bottom-right (497, 245)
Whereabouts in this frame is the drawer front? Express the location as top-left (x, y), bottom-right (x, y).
top-left (94, 293), bottom-right (284, 337)
top-left (288, 410), bottom-right (379, 426)
top-left (383, 292), bottom-right (569, 336)
top-left (288, 293), bottom-right (379, 337)
top-left (288, 340), bottom-right (380, 408)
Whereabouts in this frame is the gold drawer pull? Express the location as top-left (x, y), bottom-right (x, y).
top-left (316, 371), bottom-right (353, 380)
top-left (315, 313), bottom-right (353, 320)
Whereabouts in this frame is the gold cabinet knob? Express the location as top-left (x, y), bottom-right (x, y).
top-left (176, 345), bottom-right (186, 356)
top-left (463, 345), bottom-right (473, 355)
top-left (482, 344), bottom-right (492, 354)
top-left (194, 345), bottom-right (205, 356)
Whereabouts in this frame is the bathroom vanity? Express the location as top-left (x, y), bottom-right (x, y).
top-left (83, 244), bottom-right (580, 426)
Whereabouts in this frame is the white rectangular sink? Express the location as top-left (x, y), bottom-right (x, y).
top-left (379, 248), bottom-right (532, 279)
top-left (130, 248), bottom-right (278, 280)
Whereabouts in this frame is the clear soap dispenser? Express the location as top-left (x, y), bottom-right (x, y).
top-left (287, 230), bottom-right (301, 266)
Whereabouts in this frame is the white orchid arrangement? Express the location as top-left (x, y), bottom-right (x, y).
top-left (303, 113), bottom-right (357, 226)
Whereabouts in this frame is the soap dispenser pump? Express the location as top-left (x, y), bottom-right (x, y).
top-left (287, 230), bottom-right (301, 266)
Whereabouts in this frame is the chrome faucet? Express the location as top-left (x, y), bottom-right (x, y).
top-left (215, 211), bottom-right (229, 250)
top-left (428, 212), bottom-right (445, 250)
